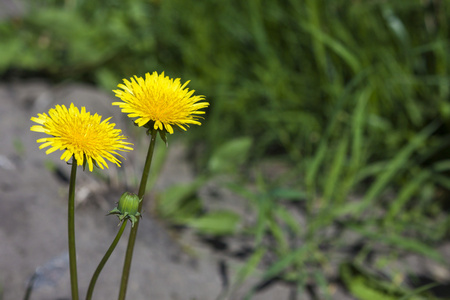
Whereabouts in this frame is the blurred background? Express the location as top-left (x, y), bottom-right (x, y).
top-left (1, 0), bottom-right (450, 299)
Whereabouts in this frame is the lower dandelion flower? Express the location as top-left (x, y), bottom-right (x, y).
top-left (112, 71), bottom-right (209, 134)
top-left (30, 103), bottom-right (133, 172)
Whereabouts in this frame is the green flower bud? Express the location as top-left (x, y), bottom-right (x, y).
top-left (108, 192), bottom-right (142, 227)
top-left (118, 192), bottom-right (140, 215)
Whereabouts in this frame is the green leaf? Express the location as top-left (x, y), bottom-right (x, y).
top-left (185, 210), bottom-right (240, 235)
top-left (361, 122), bottom-right (438, 208)
top-left (234, 247), bottom-right (266, 285)
top-left (350, 225), bottom-right (444, 263)
top-left (269, 188), bottom-right (307, 201)
top-left (432, 160), bottom-right (450, 172)
top-left (305, 138), bottom-right (327, 189)
top-left (208, 137), bottom-right (252, 174)
top-left (156, 180), bottom-right (203, 220)
top-left (275, 206), bottom-right (302, 235)
top-left (323, 136), bottom-right (348, 203)
top-left (398, 283), bottom-right (440, 300)
top-left (338, 122), bottom-right (439, 216)
top-left (386, 170), bottom-right (430, 223)
top-left (260, 243), bottom-right (316, 281)
top-left (350, 88), bottom-right (370, 173)
top-left (340, 263), bottom-right (400, 300)
top-left (301, 22), bottom-right (361, 74)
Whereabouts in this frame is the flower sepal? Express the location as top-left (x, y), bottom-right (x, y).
top-left (141, 120), bottom-right (169, 146)
top-left (81, 154), bottom-right (100, 171)
top-left (157, 130), bottom-right (168, 147)
top-left (108, 192), bottom-right (142, 227)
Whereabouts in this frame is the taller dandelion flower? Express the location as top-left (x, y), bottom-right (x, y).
top-left (112, 71), bottom-right (209, 134)
top-left (112, 72), bottom-right (208, 300)
top-left (30, 103), bottom-right (133, 171)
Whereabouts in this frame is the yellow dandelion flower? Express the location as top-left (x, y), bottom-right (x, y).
top-left (112, 71), bottom-right (209, 134)
top-left (30, 103), bottom-right (133, 172)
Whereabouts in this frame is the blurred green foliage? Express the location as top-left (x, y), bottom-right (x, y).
top-left (2, 0), bottom-right (450, 298)
top-left (3, 0), bottom-right (449, 160)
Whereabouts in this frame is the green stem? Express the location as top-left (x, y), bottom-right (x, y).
top-left (23, 273), bottom-right (37, 300)
top-left (118, 128), bottom-right (158, 300)
top-left (68, 157), bottom-right (79, 300)
top-left (86, 220), bottom-right (128, 300)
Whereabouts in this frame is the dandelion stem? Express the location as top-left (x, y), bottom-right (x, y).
top-left (68, 157), bottom-right (79, 300)
top-left (118, 128), bottom-right (157, 300)
top-left (86, 220), bottom-right (128, 300)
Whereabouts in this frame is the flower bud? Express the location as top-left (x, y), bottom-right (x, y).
top-left (108, 192), bottom-right (141, 227)
top-left (117, 192), bottom-right (140, 216)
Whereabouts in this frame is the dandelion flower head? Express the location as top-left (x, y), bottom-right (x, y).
top-left (113, 71), bottom-right (209, 134)
top-left (30, 103), bottom-right (133, 172)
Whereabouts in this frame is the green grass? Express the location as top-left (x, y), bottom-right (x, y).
top-left (2, 0), bottom-right (450, 298)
